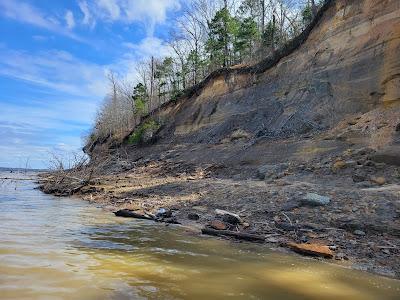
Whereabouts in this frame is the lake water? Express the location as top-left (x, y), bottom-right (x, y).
top-left (0, 171), bottom-right (399, 299)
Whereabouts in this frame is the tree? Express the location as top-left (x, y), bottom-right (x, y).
top-left (132, 83), bottom-right (147, 116)
top-left (206, 7), bottom-right (237, 68)
top-left (234, 17), bottom-right (259, 61)
top-left (302, 4), bottom-right (313, 26)
top-left (262, 18), bottom-right (279, 49)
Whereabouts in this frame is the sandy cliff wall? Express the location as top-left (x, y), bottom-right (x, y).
top-left (155, 0), bottom-right (399, 144)
top-left (89, 0), bottom-right (399, 166)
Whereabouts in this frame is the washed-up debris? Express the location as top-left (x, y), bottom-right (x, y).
top-left (114, 209), bottom-right (154, 220)
top-left (202, 228), bottom-right (265, 242)
top-left (210, 220), bottom-right (227, 230)
top-left (286, 242), bottom-right (334, 258)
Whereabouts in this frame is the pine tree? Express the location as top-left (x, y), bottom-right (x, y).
top-left (206, 8), bottom-right (236, 68)
top-left (234, 17), bottom-right (259, 61)
top-left (132, 83), bottom-right (148, 116)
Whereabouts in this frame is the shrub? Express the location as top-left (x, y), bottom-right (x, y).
top-left (127, 119), bottom-right (160, 145)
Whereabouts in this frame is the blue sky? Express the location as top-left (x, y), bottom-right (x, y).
top-left (0, 0), bottom-right (181, 169)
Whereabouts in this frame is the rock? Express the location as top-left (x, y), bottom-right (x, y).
top-left (155, 208), bottom-right (172, 218)
top-left (222, 214), bottom-right (241, 225)
top-left (370, 146), bottom-right (400, 166)
top-left (242, 222), bottom-right (250, 228)
top-left (286, 243), bottom-right (333, 259)
top-left (281, 201), bottom-right (301, 211)
top-left (370, 176), bottom-right (386, 186)
top-left (300, 193), bottom-right (331, 207)
top-left (256, 163), bottom-right (288, 180)
top-left (188, 213), bottom-right (200, 221)
top-left (335, 253), bottom-right (348, 260)
top-left (396, 123), bottom-right (400, 132)
top-left (354, 230), bottom-right (366, 236)
top-left (215, 209), bottom-right (242, 224)
top-left (210, 220), bottom-right (227, 230)
top-left (332, 160), bottom-right (347, 171)
top-left (266, 237), bottom-right (280, 243)
top-left (356, 181), bottom-right (373, 188)
top-left (352, 172), bottom-right (367, 183)
top-left (354, 147), bottom-right (375, 157)
top-left (348, 120), bottom-right (358, 126)
top-left (275, 221), bottom-right (297, 231)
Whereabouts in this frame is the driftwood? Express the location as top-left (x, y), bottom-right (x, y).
top-left (114, 209), bottom-right (154, 220)
top-left (201, 228), bottom-right (266, 242)
top-left (0, 177), bottom-right (36, 181)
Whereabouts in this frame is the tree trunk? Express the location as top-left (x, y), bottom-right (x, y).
top-left (310, 0), bottom-right (318, 17)
top-left (260, 0), bottom-right (265, 33)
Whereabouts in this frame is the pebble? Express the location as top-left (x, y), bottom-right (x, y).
top-left (354, 230), bottom-right (366, 236)
top-left (370, 176), bottom-right (386, 185)
top-left (210, 220), bottom-right (227, 230)
top-left (300, 193), bottom-right (331, 206)
top-left (188, 213), bottom-right (200, 221)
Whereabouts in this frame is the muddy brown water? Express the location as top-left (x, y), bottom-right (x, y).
top-left (0, 172), bottom-right (399, 300)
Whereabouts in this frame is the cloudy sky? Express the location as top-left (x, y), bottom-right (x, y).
top-left (0, 0), bottom-right (181, 169)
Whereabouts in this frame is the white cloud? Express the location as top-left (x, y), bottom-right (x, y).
top-left (0, 0), bottom-right (84, 41)
top-left (80, 0), bottom-right (180, 34)
top-left (78, 0), bottom-right (96, 28)
top-left (98, 0), bottom-right (120, 20)
top-left (65, 10), bottom-right (75, 29)
top-left (0, 48), bottom-right (109, 98)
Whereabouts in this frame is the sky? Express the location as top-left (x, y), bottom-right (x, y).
top-left (0, 0), bottom-right (182, 169)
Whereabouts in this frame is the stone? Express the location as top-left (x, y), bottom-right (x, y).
top-left (396, 123), bottom-right (400, 132)
top-left (300, 193), bottom-right (331, 207)
top-left (188, 213), bottom-right (200, 221)
top-left (242, 222), bottom-right (250, 228)
top-left (332, 160), bottom-right (347, 171)
top-left (352, 172), bottom-right (367, 183)
top-left (256, 163), bottom-right (288, 180)
top-left (335, 253), bottom-right (347, 260)
top-left (370, 176), bottom-right (386, 186)
top-left (370, 146), bottom-right (400, 166)
top-left (155, 208), bottom-right (172, 218)
top-left (215, 209), bottom-right (242, 224)
top-left (223, 214), bottom-right (241, 225)
top-left (287, 243), bottom-right (333, 258)
top-left (354, 230), bottom-right (366, 236)
top-left (281, 201), bottom-right (301, 211)
top-left (210, 220), bottom-right (227, 230)
top-left (356, 181), bottom-right (373, 188)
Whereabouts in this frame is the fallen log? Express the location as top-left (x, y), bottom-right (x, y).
top-left (114, 209), bottom-right (154, 220)
top-left (201, 228), bottom-right (265, 242)
top-left (0, 177), bottom-right (36, 181)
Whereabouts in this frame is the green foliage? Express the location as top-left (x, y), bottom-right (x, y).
top-left (127, 119), bottom-right (160, 145)
top-left (234, 17), bottom-right (259, 59)
top-left (206, 8), bottom-right (238, 68)
top-left (302, 5), bottom-right (313, 26)
top-left (262, 20), bottom-right (279, 48)
top-left (132, 83), bottom-right (148, 115)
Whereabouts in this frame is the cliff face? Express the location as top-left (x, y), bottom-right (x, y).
top-left (91, 0), bottom-right (400, 167)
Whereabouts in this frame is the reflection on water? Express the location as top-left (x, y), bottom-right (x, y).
top-left (0, 172), bottom-right (399, 300)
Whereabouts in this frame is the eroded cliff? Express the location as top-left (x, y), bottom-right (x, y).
top-left (42, 0), bottom-right (400, 278)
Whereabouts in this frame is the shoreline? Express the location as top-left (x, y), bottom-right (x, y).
top-left (38, 147), bottom-right (400, 280)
